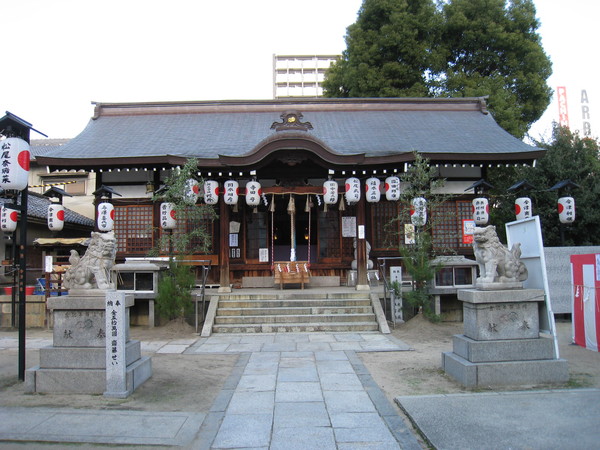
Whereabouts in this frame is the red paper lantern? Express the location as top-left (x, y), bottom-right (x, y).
top-left (97, 202), bottom-right (114, 232)
top-left (223, 180), bottom-right (239, 205)
top-left (323, 180), bottom-right (338, 205)
top-left (0, 137), bottom-right (30, 191)
top-left (184, 179), bottom-right (200, 204)
top-left (48, 204), bottom-right (65, 231)
top-left (385, 176), bottom-right (400, 201)
top-left (160, 202), bottom-right (176, 229)
top-left (203, 180), bottom-right (219, 205)
top-left (558, 196), bottom-right (575, 224)
top-left (0, 205), bottom-right (18, 232)
top-left (515, 197), bottom-right (532, 220)
top-left (472, 197), bottom-right (489, 225)
top-left (365, 177), bottom-right (381, 203)
top-left (410, 197), bottom-right (427, 226)
top-left (345, 177), bottom-right (361, 204)
top-left (246, 181), bottom-right (261, 207)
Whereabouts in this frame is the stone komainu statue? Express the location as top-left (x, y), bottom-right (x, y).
top-left (473, 225), bottom-right (528, 285)
top-left (63, 232), bottom-right (117, 290)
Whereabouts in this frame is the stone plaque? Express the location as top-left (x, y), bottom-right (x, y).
top-left (463, 301), bottom-right (539, 341)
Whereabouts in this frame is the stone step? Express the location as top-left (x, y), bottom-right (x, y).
top-left (212, 322), bottom-right (380, 333)
top-left (218, 299), bottom-right (372, 308)
top-left (219, 292), bottom-right (370, 300)
top-left (214, 313), bottom-right (376, 325)
top-left (217, 306), bottom-right (374, 316)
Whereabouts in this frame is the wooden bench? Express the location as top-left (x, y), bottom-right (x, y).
top-left (273, 261), bottom-right (310, 289)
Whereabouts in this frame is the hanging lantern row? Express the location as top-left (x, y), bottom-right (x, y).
top-left (0, 137), bottom-right (30, 191)
top-left (0, 205), bottom-right (18, 232)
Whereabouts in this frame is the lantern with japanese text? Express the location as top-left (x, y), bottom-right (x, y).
top-left (344, 177), bottom-right (361, 204)
top-left (223, 180), bottom-right (239, 205)
top-left (515, 197), bottom-right (532, 221)
top-left (246, 181), bottom-right (262, 207)
top-left (323, 180), bottom-right (338, 205)
top-left (203, 180), bottom-right (219, 205)
top-left (472, 198), bottom-right (489, 225)
top-left (365, 177), bottom-right (381, 203)
top-left (385, 176), bottom-right (400, 201)
top-left (97, 202), bottom-right (114, 232)
top-left (558, 196), bottom-right (575, 224)
top-left (47, 204), bottom-right (65, 231)
top-left (0, 205), bottom-right (18, 232)
top-left (184, 179), bottom-right (200, 204)
top-left (410, 197), bottom-right (427, 227)
top-left (160, 202), bottom-right (176, 229)
top-left (0, 137), bottom-right (30, 191)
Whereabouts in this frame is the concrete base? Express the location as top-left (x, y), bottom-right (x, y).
top-left (442, 351), bottom-right (569, 387)
top-left (443, 288), bottom-right (568, 388)
top-left (26, 355), bottom-right (152, 395)
top-left (26, 292), bottom-right (152, 395)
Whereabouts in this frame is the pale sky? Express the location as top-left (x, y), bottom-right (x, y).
top-left (2, 0), bottom-right (597, 141)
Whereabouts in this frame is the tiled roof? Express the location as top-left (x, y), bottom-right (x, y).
top-left (0, 193), bottom-right (94, 227)
top-left (37, 98), bottom-right (542, 165)
top-left (30, 139), bottom-right (69, 158)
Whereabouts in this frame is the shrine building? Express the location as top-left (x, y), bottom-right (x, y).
top-left (35, 97), bottom-right (543, 291)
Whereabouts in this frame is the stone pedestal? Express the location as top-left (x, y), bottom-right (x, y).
top-left (25, 291), bottom-right (152, 395)
top-left (442, 288), bottom-right (568, 387)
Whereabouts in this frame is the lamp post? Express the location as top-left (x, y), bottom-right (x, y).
top-left (0, 112), bottom-right (46, 380)
top-left (93, 185), bottom-right (122, 232)
top-left (549, 179), bottom-right (580, 245)
top-left (508, 180), bottom-right (537, 221)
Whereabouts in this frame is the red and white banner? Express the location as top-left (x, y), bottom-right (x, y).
top-left (571, 253), bottom-right (600, 351)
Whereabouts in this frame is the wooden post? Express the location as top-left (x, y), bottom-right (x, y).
top-left (218, 200), bottom-right (231, 292)
top-left (356, 193), bottom-right (369, 290)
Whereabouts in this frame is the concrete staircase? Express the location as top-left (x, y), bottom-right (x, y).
top-left (210, 292), bottom-right (380, 333)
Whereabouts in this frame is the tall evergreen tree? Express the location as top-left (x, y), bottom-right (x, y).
top-left (440, 0), bottom-right (553, 138)
top-left (323, 0), bottom-right (442, 97)
top-left (324, 0), bottom-right (552, 138)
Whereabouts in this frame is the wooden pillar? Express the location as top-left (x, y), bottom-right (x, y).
top-left (218, 200), bottom-right (231, 292)
top-left (356, 194), bottom-right (369, 290)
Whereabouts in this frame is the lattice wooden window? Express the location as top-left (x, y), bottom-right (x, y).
top-left (318, 210), bottom-right (341, 260)
top-left (114, 205), bottom-right (154, 254)
top-left (430, 201), bottom-right (472, 251)
top-left (371, 201), bottom-right (402, 250)
top-left (159, 207), bottom-right (215, 254)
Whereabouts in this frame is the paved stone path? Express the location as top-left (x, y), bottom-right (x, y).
top-left (0, 332), bottom-right (423, 448)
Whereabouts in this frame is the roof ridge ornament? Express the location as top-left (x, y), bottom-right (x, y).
top-left (271, 111), bottom-right (313, 132)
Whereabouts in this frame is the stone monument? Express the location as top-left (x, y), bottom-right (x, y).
top-left (442, 225), bottom-right (568, 387)
top-left (26, 232), bottom-right (152, 396)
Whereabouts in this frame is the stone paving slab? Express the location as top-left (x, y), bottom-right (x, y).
top-left (0, 407), bottom-right (205, 446)
top-left (396, 389), bottom-right (600, 450)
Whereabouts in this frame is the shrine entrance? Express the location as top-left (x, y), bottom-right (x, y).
top-left (271, 194), bottom-right (317, 263)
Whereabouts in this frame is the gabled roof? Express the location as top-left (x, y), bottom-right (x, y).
top-left (36, 98), bottom-right (544, 170)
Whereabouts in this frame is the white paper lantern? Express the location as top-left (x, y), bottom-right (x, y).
top-left (472, 197), bottom-right (489, 225)
top-left (184, 179), bottom-right (200, 204)
top-left (223, 180), bottom-right (240, 205)
top-left (385, 176), bottom-right (400, 201)
top-left (558, 196), bottom-right (575, 224)
top-left (323, 180), bottom-right (338, 205)
top-left (203, 180), bottom-right (219, 205)
top-left (0, 205), bottom-right (18, 232)
top-left (97, 202), bottom-right (114, 232)
top-left (0, 137), bottom-right (30, 191)
top-left (48, 204), bottom-right (65, 231)
top-left (245, 181), bottom-right (262, 207)
top-left (345, 177), bottom-right (361, 204)
top-left (160, 202), bottom-right (176, 230)
top-left (515, 197), bottom-right (532, 220)
top-left (410, 197), bottom-right (427, 227)
top-left (365, 177), bottom-right (381, 203)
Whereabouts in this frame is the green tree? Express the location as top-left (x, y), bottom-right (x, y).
top-left (324, 0), bottom-right (552, 138)
top-left (440, 0), bottom-right (552, 138)
top-left (487, 124), bottom-right (600, 246)
top-left (395, 152), bottom-right (450, 320)
top-left (323, 0), bottom-right (442, 97)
